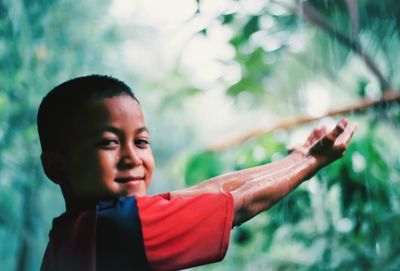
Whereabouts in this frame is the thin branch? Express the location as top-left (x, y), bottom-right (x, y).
top-left (276, 0), bottom-right (393, 91)
top-left (346, 0), bottom-right (360, 40)
top-left (208, 91), bottom-right (400, 152)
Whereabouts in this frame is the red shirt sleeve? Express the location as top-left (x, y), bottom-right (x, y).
top-left (136, 192), bottom-right (234, 271)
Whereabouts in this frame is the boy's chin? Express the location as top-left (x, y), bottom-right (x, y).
top-left (119, 184), bottom-right (147, 197)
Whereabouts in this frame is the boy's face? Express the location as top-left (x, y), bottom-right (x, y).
top-left (61, 95), bottom-right (155, 200)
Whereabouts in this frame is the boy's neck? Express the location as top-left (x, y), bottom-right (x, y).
top-left (62, 189), bottom-right (98, 212)
top-left (65, 199), bottom-right (96, 212)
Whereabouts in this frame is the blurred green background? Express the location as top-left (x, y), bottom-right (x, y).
top-left (1, 0), bottom-right (400, 270)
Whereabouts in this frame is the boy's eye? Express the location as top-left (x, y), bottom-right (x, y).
top-left (135, 139), bottom-right (150, 148)
top-left (97, 139), bottom-right (119, 148)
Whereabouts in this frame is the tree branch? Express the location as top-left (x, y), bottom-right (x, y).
top-left (276, 0), bottom-right (393, 91)
top-left (208, 91), bottom-right (400, 152)
top-left (346, 0), bottom-right (360, 40)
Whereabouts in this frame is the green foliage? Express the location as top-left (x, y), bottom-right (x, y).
top-left (0, 0), bottom-right (122, 270)
top-left (187, 1), bottom-right (400, 270)
top-left (1, 0), bottom-right (400, 270)
top-left (189, 115), bottom-right (400, 271)
top-left (185, 151), bottom-right (223, 186)
top-left (227, 47), bottom-right (273, 98)
top-left (234, 133), bottom-right (286, 170)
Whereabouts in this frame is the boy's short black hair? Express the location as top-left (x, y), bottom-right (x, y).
top-left (37, 74), bottom-right (139, 153)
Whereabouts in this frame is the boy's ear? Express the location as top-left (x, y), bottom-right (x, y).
top-left (41, 152), bottom-right (66, 185)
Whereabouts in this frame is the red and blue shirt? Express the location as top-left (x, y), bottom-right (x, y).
top-left (41, 192), bottom-right (234, 271)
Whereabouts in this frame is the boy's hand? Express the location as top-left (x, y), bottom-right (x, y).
top-left (290, 119), bottom-right (357, 168)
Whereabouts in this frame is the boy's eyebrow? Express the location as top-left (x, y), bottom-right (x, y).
top-left (100, 126), bottom-right (149, 135)
top-left (136, 126), bottom-right (150, 134)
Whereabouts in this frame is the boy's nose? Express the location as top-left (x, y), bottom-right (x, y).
top-left (118, 145), bottom-right (142, 168)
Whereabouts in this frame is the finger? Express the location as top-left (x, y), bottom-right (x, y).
top-left (334, 123), bottom-right (357, 147)
top-left (332, 129), bottom-right (356, 161)
top-left (314, 126), bottom-right (327, 139)
top-left (330, 118), bottom-right (348, 139)
top-left (309, 120), bottom-right (347, 153)
top-left (305, 126), bottom-right (327, 147)
top-left (322, 119), bottom-right (348, 145)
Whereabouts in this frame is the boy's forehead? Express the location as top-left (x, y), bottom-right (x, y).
top-left (84, 95), bottom-right (141, 115)
top-left (70, 96), bottom-right (145, 134)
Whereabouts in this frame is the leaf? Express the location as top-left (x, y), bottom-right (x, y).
top-left (243, 15), bottom-right (260, 40)
top-left (184, 151), bottom-right (223, 186)
top-left (233, 225), bottom-right (253, 245)
top-left (220, 13), bottom-right (235, 24)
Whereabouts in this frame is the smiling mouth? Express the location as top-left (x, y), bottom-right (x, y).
top-left (115, 177), bottom-right (144, 183)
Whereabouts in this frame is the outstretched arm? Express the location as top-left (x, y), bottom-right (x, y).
top-left (171, 119), bottom-right (356, 227)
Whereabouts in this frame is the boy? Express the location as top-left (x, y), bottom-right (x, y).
top-left (37, 75), bottom-right (356, 271)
